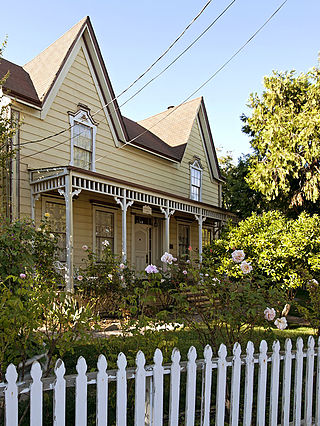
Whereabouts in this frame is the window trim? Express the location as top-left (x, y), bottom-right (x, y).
top-left (42, 196), bottom-right (66, 262)
top-left (92, 205), bottom-right (117, 257)
top-left (69, 107), bottom-right (97, 171)
top-left (189, 159), bottom-right (203, 202)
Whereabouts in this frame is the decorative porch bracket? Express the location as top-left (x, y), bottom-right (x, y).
top-left (160, 206), bottom-right (175, 255)
top-left (195, 212), bottom-right (206, 262)
top-left (58, 176), bottom-right (82, 293)
top-left (115, 190), bottom-right (134, 262)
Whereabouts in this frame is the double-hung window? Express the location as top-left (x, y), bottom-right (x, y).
top-left (190, 159), bottom-right (203, 201)
top-left (69, 106), bottom-right (97, 171)
top-left (94, 208), bottom-right (115, 260)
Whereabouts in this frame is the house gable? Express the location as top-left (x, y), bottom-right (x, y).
top-left (23, 17), bottom-right (127, 146)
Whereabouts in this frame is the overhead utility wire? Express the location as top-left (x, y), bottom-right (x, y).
top-left (17, 0), bottom-right (213, 147)
top-left (22, 0), bottom-right (288, 163)
top-left (115, 0), bottom-right (289, 151)
top-left (21, 0), bottom-right (236, 160)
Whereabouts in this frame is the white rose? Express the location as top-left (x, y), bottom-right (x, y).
top-left (274, 317), bottom-right (288, 330)
top-left (240, 260), bottom-right (252, 274)
top-left (264, 307), bottom-right (276, 321)
top-left (232, 250), bottom-right (245, 263)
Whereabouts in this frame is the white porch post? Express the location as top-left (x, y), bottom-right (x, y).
top-left (115, 189), bottom-right (134, 262)
top-left (58, 174), bottom-right (81, 292)
top-left (30, 193), bottom-right (39, 222)
top-left (160, 205), bottom-right (175, 254)
top-left (195, 210), bottom-right (206, 262)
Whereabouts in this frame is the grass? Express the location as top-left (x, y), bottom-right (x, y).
top-left (61, 323), bottom-right (316, 373)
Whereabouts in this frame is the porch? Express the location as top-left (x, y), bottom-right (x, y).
top-left (29, 166), bottom-right (234, 291)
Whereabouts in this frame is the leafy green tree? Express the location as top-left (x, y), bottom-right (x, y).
top-left (220, 153), bottom-right (270, 219)
top-left (243, 67), bottom-right (320, 214)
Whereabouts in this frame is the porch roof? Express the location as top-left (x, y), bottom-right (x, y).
top-left (29, 166), bottom-right (236, 222)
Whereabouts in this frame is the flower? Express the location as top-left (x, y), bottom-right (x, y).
top-left (160, 279), bottom-right (165, 283)
top-left (212, 277), bottom-right (220, 285)
top-left (145, 264), bottom-right (159, 274)
top-left (182, 270), bottom-right (187, 275)
top-left (172, 257), bottom-right (177, 262)
top-left (188, 246), bottom-right (192, 251)
top-left (274, 317), bottom-right (288, 330)
top-left (108, 274), bottom-right (113, 280)
top-left (205, 273), bottom-right (209, 277)
top-left (240, 260), bottom-right (252, 274)
top-left (49, 233), bottom-right (55, 240)
top-left (82, 245), bottom-right (88, 251)
top-left (231, 249), bottom-right (245, 263)
top-left (161, 252), bottom-right (174, 264)
top-left (19, 273), bottom-right (26, 279)
top-left (264, 307), bottom-right (276, 321)
top-left (119, 263), bottom-right (126, 270)
top-left (37, 227), bottom-right (41, 232)
top-left (186, 259), bottom-right (190, 264)
top-left (44, 212), bottom-right (50, 218)
top-left (77, 275), bottom-right (83, 281)
top-left (102, 240), bottom-right (109, 247)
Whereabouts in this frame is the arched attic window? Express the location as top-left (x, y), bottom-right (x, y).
top-left (190, 158), bottom-right (203, 202)
top-left (69, 104), bottom-right (97, 171)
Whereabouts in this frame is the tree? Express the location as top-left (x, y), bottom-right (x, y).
top-left (220, 153), bottom-right (270, 219)
top-left (0, 40), bottom-right (18, 217)
top-left (243, 67), bottom-right (320, 214)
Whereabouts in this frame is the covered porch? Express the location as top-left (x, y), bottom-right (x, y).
top-left (29, 166), bottom-right (232, 291)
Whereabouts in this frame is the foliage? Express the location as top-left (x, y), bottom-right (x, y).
top-left (76, 243), bottom-right (134, 317)
top-left (243, 68), bottom-right (320, 213)
top-left (0, 217), bottom-right (62, 285)
top-left (121, 251), bottom-right (287, 354)
top-left (204, 211), bottom-right (320, 291)
top-left (296, 279), bottom-right (320, 337)
top-left (220, 153), bottom-right (271, 218)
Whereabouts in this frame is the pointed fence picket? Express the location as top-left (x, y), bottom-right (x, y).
top-left (1, 337), bottom-right (320, 425)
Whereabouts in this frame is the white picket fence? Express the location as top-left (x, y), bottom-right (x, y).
top-left (1, 336), bottom-right (319, 425)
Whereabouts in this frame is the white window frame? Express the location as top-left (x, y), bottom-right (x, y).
top-left (190, 159), bottom-right (203, 202)
top-left (69, 107), bottom-right (97, 171)
top-left (92, 205), bottom-right (117, 257)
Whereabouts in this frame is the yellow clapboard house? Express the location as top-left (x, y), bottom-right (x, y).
top-left (0, 17), bottom-right (234, 290)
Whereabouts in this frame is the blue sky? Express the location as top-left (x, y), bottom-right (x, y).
top-left (1, 0), bottom-right (320, 160)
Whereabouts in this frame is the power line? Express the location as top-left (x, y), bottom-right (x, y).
top-left (17, 0), bottom-right (213, 148)
top-left (115, 0), bottom-right (288, 151)
top-left (22, 0), bottom-right (288, 163)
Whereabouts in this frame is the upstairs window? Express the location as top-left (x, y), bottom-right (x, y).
top-left (69, 105), bottom-right (97, 171)
top-left (190, 159), bottom-right (203, 201)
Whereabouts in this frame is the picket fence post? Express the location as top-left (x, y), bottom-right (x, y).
top-left (153, 348), bottom-right (164, 426)
top-left (316, 336), bottom-right (320, 426)
top-left (269, 340), bottom-right (280, 426)
top-left (281, 339), bottom-right (292, 426)
top-left (257, 340), bottom-right (268, 426)
top-left (201, 345), bottom-right (213, 426)
top-left (169, 348), bottom-right (181, 426)
top-left (30, 361), bottom-right (43, 426)
top-left (305, 336), bottom-right (315, 426)
top-left (76, 356), bottom-right (87, 426)
top-left (215, 344), bottom-right (227, 426)
top-left (230, 343), bottom-right (241, 426)
top-left (135, 350), bottom-right (146, 426)
top-left (5, 363), bottom-right (18, 426)
top-left (243, 341), bottom-right (254, 426)
top-left (96, 355), bottom-right (108, 426)
top-left (53, 359), bottom-right (66, 426)
top-left (185, 346), bottom-right (197, 426)
top-left (293, 337), bottom-right (303, 426)
top-left (116, 352), bottom-right (127, 426)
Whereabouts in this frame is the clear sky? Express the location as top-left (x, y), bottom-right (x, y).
top-left (1, 0), bottom-right (319, 160)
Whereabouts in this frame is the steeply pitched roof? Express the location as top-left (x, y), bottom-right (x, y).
top-left (138, 97), bottom-right (202, 147)
top-left (123, 117), bottom-right (186, 162)
top-left (0, 58), bottom-right (40, 106)
top-left (23, 17), bottom-right (88, 102)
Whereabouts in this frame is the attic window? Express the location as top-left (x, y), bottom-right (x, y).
top-left (190, 159), bottom-right (203, 202)
top-left (69, 107), bottom-right (97, 171)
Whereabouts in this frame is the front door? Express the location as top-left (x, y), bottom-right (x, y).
top-left (134, 221), bottom-right (152, 271)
